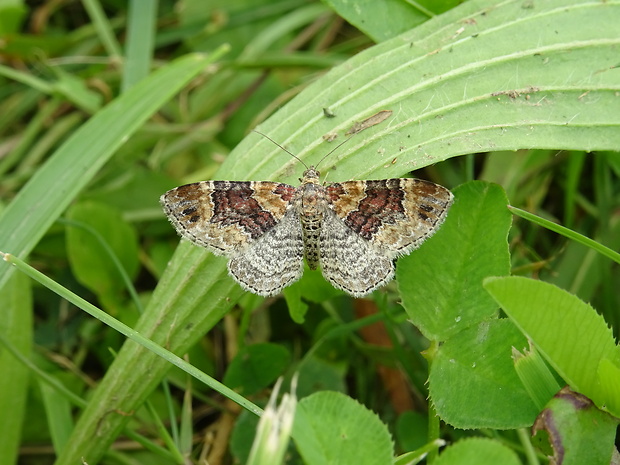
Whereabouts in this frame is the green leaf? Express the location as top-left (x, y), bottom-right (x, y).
top-left (0, 3), bottom-right (27, 35)
top-left (484, 276), bottom-right (620, 417)
top-left (533, 387), bottom-right (619, 465)
top-left (0, 52), bottom-right (226, 292)
top-left (231, 410), bottom-right (260, 465)
top-left (283, 283), bottom-right (309, 324)
top-left (322, 0), bottom-right (429, 42)
top-left (430, 319), bottom-right (538, 429)
top-left (51, 67), bottom-right (102, 114)
top-left (219, 0), bottom-right (620, 186)
top-left (39, 380), bottom-right (74, 454)
top-left (0, 272), bottom-right (32, 465)
top-left (223, 343), bottom-right (292, 396)
top-left (122, 0), bottom-right (157, 91)
top-left (513, 345), bottom-right (563, 411)
top-left (66, 201), bottom-right (139, 308)
top-left (294, 391), bottom-right (393, 465)
top-left (434, 437), bottom-right (521, 465)
top-left (54, 246), bottom-right (244, 465)
top-left (296, 355), bottom-right (347, 398)
top-left (597, 358), bottom-right (620, 414)
top-left (395, 411), bottom-right (428, 453)
top-left (398, 181), bottom-right (511, 340)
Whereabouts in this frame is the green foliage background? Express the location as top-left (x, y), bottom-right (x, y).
top-left (0, 0), bottom-right (618, 464)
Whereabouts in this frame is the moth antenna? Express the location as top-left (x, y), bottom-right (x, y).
top-left (253, 130), bottom-right (309, 170)
top-left (314, 135), bottom-right (353, 170)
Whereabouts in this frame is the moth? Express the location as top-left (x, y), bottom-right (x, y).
top-left (161, 157), bottom-right (453, 297)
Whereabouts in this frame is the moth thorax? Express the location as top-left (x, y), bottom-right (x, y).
top-left (300, 182), bottom-right (323, 217)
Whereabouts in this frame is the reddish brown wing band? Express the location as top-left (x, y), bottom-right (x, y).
top-left (326, 178), bottom-right (453, 256)
top-left (160, 181), bottom-right (296, 254)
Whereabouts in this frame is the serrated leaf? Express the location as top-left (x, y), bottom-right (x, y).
top-left (484, 276), bottom-right (620, 417)
top-left (430, 319), bottom-right (537, 429)
top-left (434, 437), bottom-right (521, 465)
top-left (223, 343), bottom-right (291, 396)
top-left (597, 358), bottom-right (620, 415)
top-left (398, 181), bottom-right (511, 340)
top-left (294, 391), bottom-right (393, 465)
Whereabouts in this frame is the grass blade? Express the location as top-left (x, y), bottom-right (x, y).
top-left (0, 50), bottom-right (228, 292)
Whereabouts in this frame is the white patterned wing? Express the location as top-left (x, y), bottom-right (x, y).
top-left (319, 209), bottom-right (394, 297)
top-left (228, 209), bottom-right (304, 296)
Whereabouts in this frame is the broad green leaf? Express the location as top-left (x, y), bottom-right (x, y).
top-left (66, 201), bottom-right (139, 309)
top-left (434, 437), bottom-right (521, 465)
top-left (218, 0), bottom-right (620, 186)
top-left (296, 355), bottom-right (347, 399)
top-left (533, 387), bottom-right (619, 465)
top-left (484, 276), bottom-right (620, 417)
top-left (223, 343), bottom-right (292, 396)
top-left (398, 181), bottom-right (511, 341)
top-left (0, 272), bottom-right (31, 465)
top-left (294, 391), bottom-right (393, 465)
top-left (430, 319), bottom-right (537, 429)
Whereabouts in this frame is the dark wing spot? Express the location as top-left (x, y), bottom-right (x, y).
top-left (345, 180), bottom-right (405, 240)
top-left (210, 182), bottom-right (278, 238)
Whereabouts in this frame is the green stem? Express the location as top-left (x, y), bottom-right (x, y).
top-left (1, 251), bottom-right (263, 418)
top-left (508, 206), bottom-right (620, 265)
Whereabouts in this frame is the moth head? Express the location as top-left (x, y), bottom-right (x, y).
top-left (301, 167), bottom-right (320, 182)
